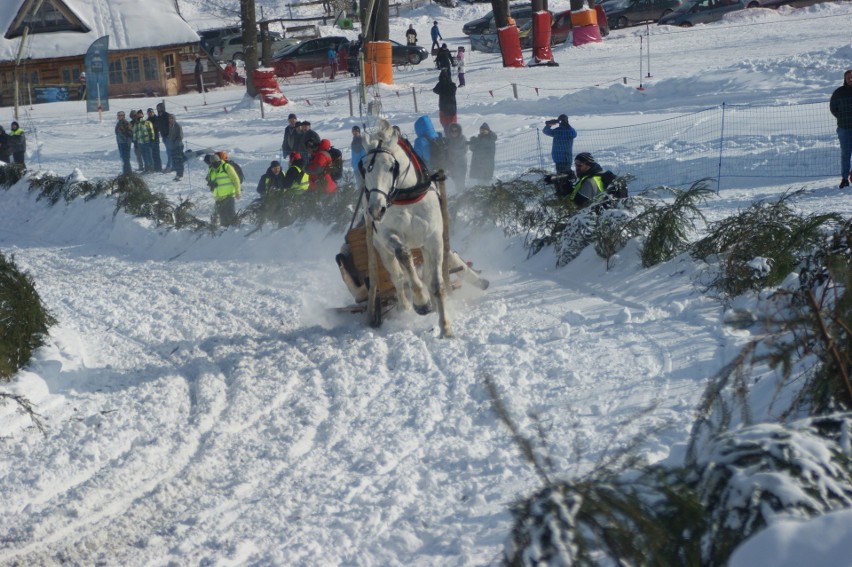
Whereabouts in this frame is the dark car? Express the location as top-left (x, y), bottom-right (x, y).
top-left (272, 36), bottom-right (350, 77)
top-left (462, 3), bottom-right (540, 36)
top-left (343, 40), bottom-right (429, 74)
top-left (607, 0), bottom-right (683, 28)
top-left (657, 0), bottom-right (746, 26)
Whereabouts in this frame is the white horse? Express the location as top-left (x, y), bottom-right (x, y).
top-left (359, 119), bottom-right (454, 337)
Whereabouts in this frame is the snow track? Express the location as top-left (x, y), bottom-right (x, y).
top-left (0, 186), bottom-right (731, 564)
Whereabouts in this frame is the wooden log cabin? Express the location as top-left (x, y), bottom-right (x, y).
top-left (0, 0), bottom-right (221, 107)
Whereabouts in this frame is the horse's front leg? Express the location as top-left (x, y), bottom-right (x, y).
top-left (386, 234), bottom-right (432, 315)
top-left (421, 243), bottom-right (453, 338)
top-left (374, 240), bottom-right (413, 312)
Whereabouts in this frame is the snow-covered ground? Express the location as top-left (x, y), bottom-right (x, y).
top-left (1, 2), bottom-right (851, 565)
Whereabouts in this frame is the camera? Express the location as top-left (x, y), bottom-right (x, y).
top-left (543, 171), bottom-right (576, 197)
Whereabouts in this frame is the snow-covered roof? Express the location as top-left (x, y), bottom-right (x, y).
top-left (0, 0), bottom-right (200, 62)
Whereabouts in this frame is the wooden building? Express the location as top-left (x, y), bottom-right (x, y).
top-left (0, 0), bottom-right (221, 107)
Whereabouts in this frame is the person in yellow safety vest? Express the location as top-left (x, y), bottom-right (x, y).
top-left (282, 152), bottom-right (310, 192)
top-left (8, 121), bottom-right (27, 166)
top-left (205, 153), bottom-right (242, 227)
top-left (570, 152), bottom-right (605, 208)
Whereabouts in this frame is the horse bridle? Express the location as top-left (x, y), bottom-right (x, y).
top-left (359, 141), bottom-right (402, 204)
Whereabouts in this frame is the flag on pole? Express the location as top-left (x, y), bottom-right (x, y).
top-left (85, 36), bottom-right (110, 113)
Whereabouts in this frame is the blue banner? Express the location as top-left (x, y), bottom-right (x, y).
top-left (84, 35), bottom-right (109, 113)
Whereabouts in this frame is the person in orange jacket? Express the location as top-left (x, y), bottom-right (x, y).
top-left (306, 138), bottom-right (337, 192)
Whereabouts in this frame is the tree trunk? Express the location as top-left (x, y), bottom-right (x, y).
top-left (241, 0), bottom-right (258, 97)
top-left (491, 0), bottom-right (509, 28)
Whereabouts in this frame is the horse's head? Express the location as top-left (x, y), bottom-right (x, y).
top-left (359, 119), bottom-right (402, 222)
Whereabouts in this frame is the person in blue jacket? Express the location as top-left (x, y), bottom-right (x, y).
top-left (542, 114), bottom-right (577, 174)
top-left (413, 115), bottom-right (444, 171)
top-left (430, 21), bottom-right (443, 51)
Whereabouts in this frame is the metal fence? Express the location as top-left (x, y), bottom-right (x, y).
top-left (463, 101), bottom-right (837, 191)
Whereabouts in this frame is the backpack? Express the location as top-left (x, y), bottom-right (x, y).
top-left (328, 147), bottom-right (344, 180)
top-left (601, 170), bottom-right (628, 199)
top-left (227, 160), bottom-right (246, 183)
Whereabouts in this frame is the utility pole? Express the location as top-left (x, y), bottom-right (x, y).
top-left (14, 0), bottom-right (46, 121)
top-left (241, 0), bottom-right (258, 97)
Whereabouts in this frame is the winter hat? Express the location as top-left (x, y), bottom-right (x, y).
top-left (289, 152), bottom-right (302, 161)
top-left (479, 123), bottom-right (490, 132)
top-left (574, 152), bottom-right (597, 166)
top-left (558, 114), bottom-right (569, 124)
top-left (352, 125), bottom-right (361, 132)
top-left (319, 139), bottom-right (332, 151)
top-left (217, 150), bottom-right (229, 161)
top-left (147, 108), bottom-right (154, 113)
top-left (288, 113), bottom-right (297, 120)
top-left (271, 160), bottom-right (281, 168)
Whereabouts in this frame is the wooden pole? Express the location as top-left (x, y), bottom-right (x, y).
top-left (365, 215), bottom-right (382, 327)
top-left (438, 175), bottom-right (450, 289)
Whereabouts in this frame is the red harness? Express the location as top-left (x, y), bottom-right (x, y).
top-left (391, 138), bottom-right (434, 205)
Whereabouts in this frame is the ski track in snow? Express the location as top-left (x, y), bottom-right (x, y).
top-left (0, 196), bottom-right (728, 565)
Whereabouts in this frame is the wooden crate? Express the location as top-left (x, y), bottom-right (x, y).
top-left (346, 225), bottom-right (423, 301)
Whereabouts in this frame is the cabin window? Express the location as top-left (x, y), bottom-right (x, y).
top-left (124, 57), bottom-right (141, 83)
top-left (109, 59), bottom-right (124, 84)
top-left (143, 56), bottom-right (159, 81)
top-left (61, 67), bottom-right (81, 84)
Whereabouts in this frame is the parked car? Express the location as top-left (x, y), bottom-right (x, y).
top-left (657, 0), bottom-right (746, 26)
top-left (272, 36), bottom-right (350, 77)
top-left (462, 3), bottom-right (542, 36)
top-left (199, 26), bottom-right (241, 53)
top-left (607, 0), bottom-right (683, 28)
top-left (469, 9), bottom-right (571, 52)
top-left (213, 32), bottom-right (300, 61)
top-left (343, 40), bottom-right (430, 74)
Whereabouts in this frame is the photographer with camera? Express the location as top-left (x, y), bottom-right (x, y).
top-left (542, 114), bottom-right (577, 175)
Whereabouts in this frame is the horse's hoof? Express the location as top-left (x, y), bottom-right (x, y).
top-left (414, 302), bottom-right (433, 315)
top-left (477, 278), bottom-right (490, 290)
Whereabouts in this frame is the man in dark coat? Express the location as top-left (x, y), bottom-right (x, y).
top-left (0, 125), bottom-right (10, 164)
top-left (468, 123), bottom-right (497, 184)
top-left (435, 44), bottom-right (453, 73)
top-left (156, 103), bottom-right (173, 172)
top-left (281, 114), bottom-right (299, 156)
top-left (830, 69), bottom-right (852, 188)
top-left (406, 25), bottom-right (418, 46)
top-left (445, 122), bottom-right (468, 190)
top-left (194, 57), bottom-right (204, 93)
top-left (432, 69), bottom-right (458, 133)
top-left (257, 160), bottom-right (288, 194)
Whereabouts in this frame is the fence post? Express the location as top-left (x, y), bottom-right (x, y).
top-left (412, 86), bottom-right (418, 113)
top-left (717, 102), bottom-right (726, 193)
top-left (536, 127), bottom-right (545, 170)
top-left (348, 89), bottom-right (354, 117)
top-left (512, 83), bottom-right (518, 99)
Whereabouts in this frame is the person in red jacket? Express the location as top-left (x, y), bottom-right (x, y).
top-left (306, 138), bottom-right (337, 192)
